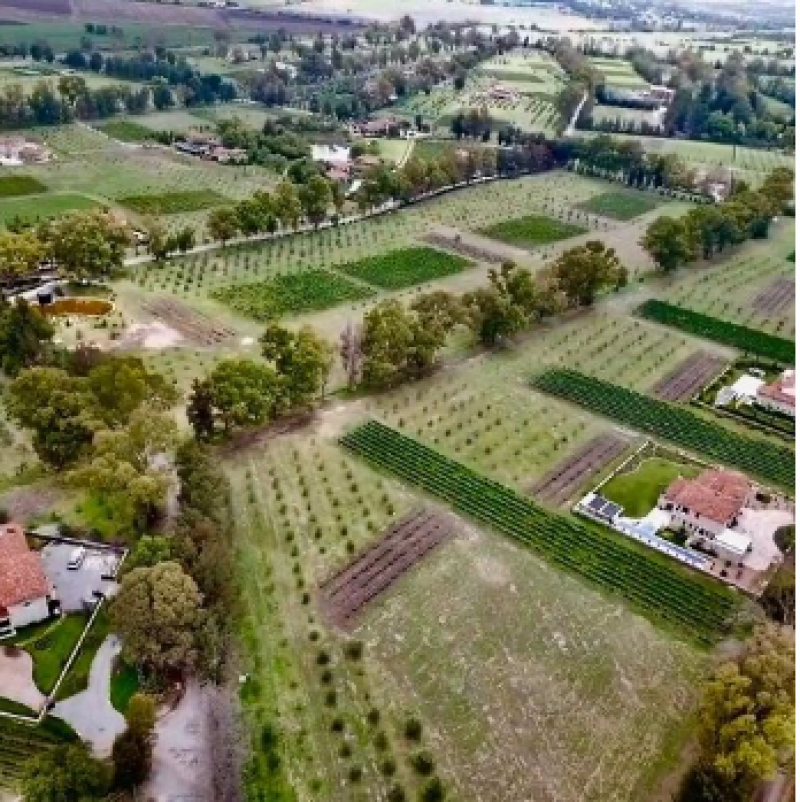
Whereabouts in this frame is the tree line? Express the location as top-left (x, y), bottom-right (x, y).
top-left (642, 167), bottom-right (793, 271)
top-left (185, 242), bottom-right (627, 442)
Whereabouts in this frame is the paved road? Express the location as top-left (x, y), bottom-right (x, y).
top-left (51, 634), bottom-right (126, 757)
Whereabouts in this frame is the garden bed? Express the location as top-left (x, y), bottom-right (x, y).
top-left (478, 214), bottom-right (586, 248)
top-left (211, 269), bottom-right (373, 321)
top-left (337, 246), bottom-right (471, 290)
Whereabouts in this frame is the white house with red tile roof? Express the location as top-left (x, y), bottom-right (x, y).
top-left (756, 369), bottom-right (795, 419)
top-left (658, 469), bottom-right (753, 549)
top-left (0, 523), bottom-right (54, 636)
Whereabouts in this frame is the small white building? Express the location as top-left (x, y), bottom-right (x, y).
top-left (0, 523), bottom-right (55, 637)
top-left (311, 144), bottom-right (351, 166)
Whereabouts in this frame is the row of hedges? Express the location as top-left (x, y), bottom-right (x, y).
top-left (531, 368), bottom-right (795, 491)
top-left (638, 299), bottom-right (796, 364)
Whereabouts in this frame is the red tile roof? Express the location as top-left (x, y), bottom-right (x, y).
top-left (662, 469), bottom-right (750, 525)
top-left (0, 524), bottom-right (51, 614)
top-left (757, 370), bottom-right (795, 409)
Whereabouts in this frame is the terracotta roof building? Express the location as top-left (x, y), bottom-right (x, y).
top-left (658, 468), bottom-right (753, 555)
top-left (757, 370), bottom-right (795, 419)
top-left (0, 523), bottom-right (54, 636)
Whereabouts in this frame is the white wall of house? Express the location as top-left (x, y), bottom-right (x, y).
top-left (8, 596), bottom-right (50, 629)
top-left (756, 395), bottom-right (795, 418)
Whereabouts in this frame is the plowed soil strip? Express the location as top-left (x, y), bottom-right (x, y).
top-left (652, 352), bottom-right (727, 401)
top-left (529, 433), bottom-right (629, 506)
top-left (752, 277), bottom-right (795, 315)
top-left (141, 298), bottom-right (236, 345)
top-left (424, 233), bottom-right (506, 264)
top-left (319, 509), bottom-right (456, 628)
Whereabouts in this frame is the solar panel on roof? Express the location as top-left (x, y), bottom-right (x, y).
top-left (601, 502), bottom-right (622, 518)
top-left (588, 496), bottom-right (607, 512)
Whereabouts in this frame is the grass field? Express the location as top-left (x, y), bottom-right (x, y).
top-left (479, 214), bottom-right (587, 248)
top-left (588, 57), bottom-right (649, 88)
top-left (338, 246), bottom-right (471, 289)
top-left (578, 190), bottom-right (663, 220)
top-left (96, 119), bottom-right (157, 143)
top-left (601, 456), bottom-right (701, 517)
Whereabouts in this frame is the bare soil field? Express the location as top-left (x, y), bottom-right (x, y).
top-left (424, 232), bottom-right (507, 264)
top-left (529, 433), bottom-right (631, 506)
top-left (752, 277), bottom-right (795, 315)
top-left (651, 352), bottom-right (728, 402)
top-left (319, 508), bottom-right (456, 629)
top-left (140, 298), bottom-right (236, 347)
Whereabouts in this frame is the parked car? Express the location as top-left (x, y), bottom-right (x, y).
top-left (67, 547), bottom-right (86, 570)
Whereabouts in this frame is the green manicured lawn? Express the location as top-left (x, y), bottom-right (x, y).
top-left (0, 175), bottom-right (47, 197)
top-left (0, 193), bottom-right (100, 227)
top-left (211, 269), bottom-right (374, 321)
top-left (601, 458), bottom-right (701, 518)
top-left (338, 245), bottom-right (471, 289)
top-left (0, 697), bottom-right (37, 717)
top-left (25, 614), bottom-right (89, 695)
top-left (578, 191), bottom-right (662, 221)
top-left (97, 119), bottom-right (156, 143)
top-left (54, 609), bottom-right (110, 701)
top-left (110, 662), bottom-right (141, 714)
top-left (119, 189), bottom-right (227, 214)
top-left (479, 214), bottom-right (586, 248)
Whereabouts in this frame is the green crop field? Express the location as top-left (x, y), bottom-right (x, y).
top-left (578, 190), bottom-right (662, 220)
top-left (338, 246), bottom-right (471, 289)
top-left (479, 214), bottom-right (587, 248)
top-left (119, 189), bottom-right (228, 215)
top-left (211, 269), bottom-right (374, 321)
top-left (0, 192), bottom-right (100, 227)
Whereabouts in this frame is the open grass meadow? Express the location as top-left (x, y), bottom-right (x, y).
top-left (119, 189), bottom-right (227, 215)
top-left (0, 175), bottom-right (47, 197)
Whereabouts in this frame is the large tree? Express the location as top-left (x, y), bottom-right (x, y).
top-left (188, 359), bottom-right (282, 436)
top-left (110, 561), bottom-right (203, 674)
top-left (68, 408), bottom-right (177, 532)
top-left (41, 209), bottom-right (130, 280)
top-left (0, 297), bottom-right (54, 377)
top-left (0, 229), bottom-right (45, 283)
top-left (641, 216), bottom-right (697, 272)
top-left (22, 744), bottom-right (110, 802)
top-left (260, 323), bottom-right (332, 407)
top-left (548, 241), bottom-right (627, 307)
top-left (680, 626), bottom-right (795, 802)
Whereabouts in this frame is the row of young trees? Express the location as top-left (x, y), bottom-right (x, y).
top-left (642, 167), bottom-right (794, 272)
top-left (183, 243), bottom-right (626, 438)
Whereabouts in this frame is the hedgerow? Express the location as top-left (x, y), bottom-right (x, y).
top-left (638, 299), bottom-right (795, 364)
top-left (531, 368), bottom-right (795, 490)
